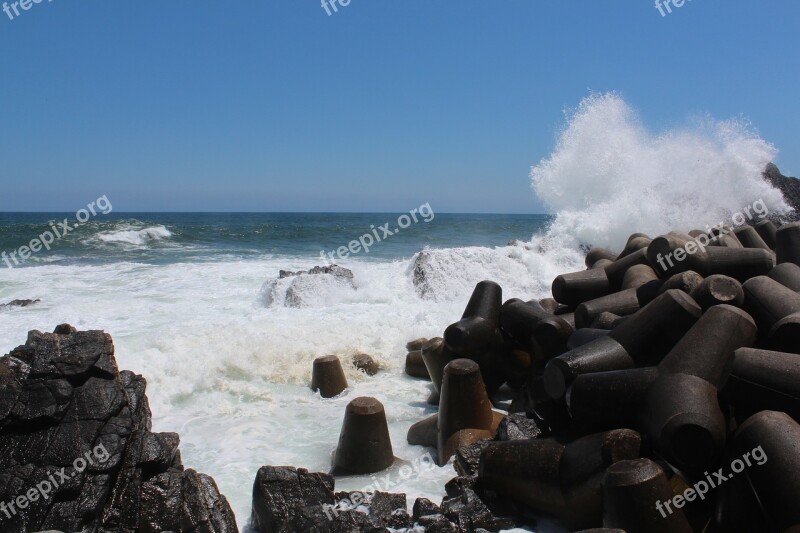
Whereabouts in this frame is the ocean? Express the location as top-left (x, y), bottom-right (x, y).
top-left (0, 93), bottom-right (791, 531)
top-left (0, 212), bottom-right (565, 530)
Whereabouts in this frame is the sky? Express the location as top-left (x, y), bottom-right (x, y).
top-left (0, 1), bottom-right (798, 213)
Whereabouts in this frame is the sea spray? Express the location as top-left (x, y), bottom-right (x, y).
top-left (532, 92), bottom-right (791, 251)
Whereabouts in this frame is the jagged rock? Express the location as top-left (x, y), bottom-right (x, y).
top-left (413, 497), bottom-right (442, 520)
top-left (252, 466), bottom-right (416, 532)
top-left (369, 491), bottom-right (405, 516)
top-left (412, 251), bottom-right (434, 299)
top-left (441, 487), bottom-right (516, 532)
top-left (496, 413), bottom-right (543, 441)
top-left (279, 265), bottom-right (354, 282)
top-left (370, 491), bottom-right (410, 529)
top-left (0, 326), bottom-right (237, 533)
top-left (444, 476), bottom-right (477, 499)
top-left (251, 466), bottom-right (338, 532)
top-left (53, 324), bottom-right (77, 335)
top-left (763, 163), bottom-right (800, 219)
top-left (0, 299), bottom-right (40, 309)
top-left (418, 514), bottom-right (463, 532)
top-left (454, 441), bottom-right (492, 478)
top-left (264, 265), bottom-right (357, 307)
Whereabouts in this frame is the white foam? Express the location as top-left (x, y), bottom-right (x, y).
top-left (532, 92), bottom-right (791, 251)
top-left (90, 224), bottom-right (173, 247)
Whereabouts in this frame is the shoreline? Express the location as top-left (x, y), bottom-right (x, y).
top-left (1, 165), bottom-right (799, 531)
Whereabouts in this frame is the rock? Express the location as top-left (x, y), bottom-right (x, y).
top-left (412, 251), bottom-right (434, 299)
top-left (441, 486), bottom-right (516, 532)
top-left (444, 476), bottom-right (477, 498)
top-left (0, 325), bottom-right (237, 532)
top-left (53, 323), bottom-right (77, 334)
top-left (413, 497), bottom-right (442, 520)
top-left (370, 491), bottom-right (410, 529)
top-left (454, 440), bottom-right (492, 478)
top-left (763, 163), bottom-right (800, 219)
top-left (0, 298), bottom-right (40, 309)
top-left (279, 265), bottom-right (355, 281)
top-left (264, 265), bottom-right (356, 308)
top-left (418, 514), bottom-right (461, 532)
top-left (496, 413), bottom-right (543, 441)
top-left (251, 466), bottom-right (413, 532)
top-left (352, 353), bottom-right (379, 376)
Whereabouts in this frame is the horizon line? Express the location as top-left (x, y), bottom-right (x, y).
top-left (0, 211), bottom-right (554, 216)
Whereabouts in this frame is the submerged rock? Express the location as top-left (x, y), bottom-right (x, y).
top-left (412, 251), bottom-right (434, 299)
top-left (0, 325), bottom-right (238, 532)
top-left (279, 265), bottom-right (355, 282)
top-left (0, 298), bottom-right (40, 309)
top-left (264, 265), bottom-right (356, 308)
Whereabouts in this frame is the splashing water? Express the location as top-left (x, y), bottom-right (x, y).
top-left (532, 92), bottom-right (791, 251)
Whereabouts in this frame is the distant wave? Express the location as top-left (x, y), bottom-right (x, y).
top-left (88, 223), bottom-right (173, 248)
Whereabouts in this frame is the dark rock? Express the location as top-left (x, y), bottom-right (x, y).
top-left (496, 413), bottom-right (543, 441)
top-left (53, 324), bottom-right (77, 335)
top-left (383, 509), bottom-right (412, 529)
top-left (369, 490), bottom-right (406, 516)
top-left (418, 514), bottom-right (462, 532)
top-left (444, 476), bottom-right (477, 498)
top-left (454, 440), bottom-right (492, 478)
top-left (251, 466), bottom-right (336, 532)
top-left (0, 326), bottom-right (237, 533)
top-left (370, 491), bottom-right (409, 528)
top-left (441, 487), bottom-right (516, 532)
top-left (0, 298), bottom-right (40, 309)
top-left (251, 466), bottom-right (417, 532)
top-left (413, 497), bottom-right (442, 520)
top-left (763, 163), bottom-right (800, 219)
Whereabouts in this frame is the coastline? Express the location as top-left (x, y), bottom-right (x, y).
top-left (0, 167), bottom-right (791, 530)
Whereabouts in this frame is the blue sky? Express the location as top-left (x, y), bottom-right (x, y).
top-left (1, 1), bottom-right (798, 213)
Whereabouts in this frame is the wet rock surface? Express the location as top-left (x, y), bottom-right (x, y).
top-left (0, 325), bottom-right (237, 532)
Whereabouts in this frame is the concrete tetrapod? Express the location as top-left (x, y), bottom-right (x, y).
top-left (311, 355), bottom-right (348, 398)
top-left (437, 358), bottom-right (504, 465)
top-left (602, 458), bottom-right (692, 533)
top-left (444, 280), bottom-right (506, 393)
top-left (331, 396), bottom-right (394, 476)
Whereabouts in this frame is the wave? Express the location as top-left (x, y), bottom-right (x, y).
top-left (403, 92), bottom-right (792, 302)
top-left (88, 223), bottom-right (173, 248)
top-left (532, 92), bottom-right (791, 251)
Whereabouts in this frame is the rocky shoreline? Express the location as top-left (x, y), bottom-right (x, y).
top-left (0, 326), bottom-right (238, 532)
top-left (3, 164), bottom-right (800, 532)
